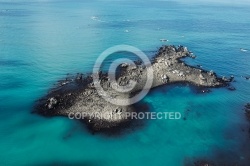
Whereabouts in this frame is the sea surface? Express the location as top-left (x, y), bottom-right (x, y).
top-left (0, 0), bottom-right (250, 165)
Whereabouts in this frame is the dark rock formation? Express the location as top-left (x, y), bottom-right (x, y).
top-left (244, 76), bottom-right (250, 80)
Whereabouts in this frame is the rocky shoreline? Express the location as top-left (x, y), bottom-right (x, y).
top-left (34, 45), bottom-right (232, 133)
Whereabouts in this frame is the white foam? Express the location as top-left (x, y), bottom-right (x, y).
top-left (160, 39), bottom-right (169, 42)
top-left (240, 48), bottom-right (248, 52)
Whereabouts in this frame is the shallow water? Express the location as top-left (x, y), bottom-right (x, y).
top-left (0, 0), bottom-right (250, 165)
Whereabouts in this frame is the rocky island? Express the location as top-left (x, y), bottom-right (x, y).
top-left (34, 45), bottom-right (231, 132)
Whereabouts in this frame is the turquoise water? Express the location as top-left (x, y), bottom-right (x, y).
top-left (0, 0), bottom-right (250, 165)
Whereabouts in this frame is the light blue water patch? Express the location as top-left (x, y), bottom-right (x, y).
top-left (0, 0), bottom-right (250, 165)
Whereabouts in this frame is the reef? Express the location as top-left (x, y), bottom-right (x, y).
top-left (193, 160), bottom-right (215, 166)
top-left (34, 45), bottom-right (231, 132)
top-left (244, 103), bottom-right (250, 121)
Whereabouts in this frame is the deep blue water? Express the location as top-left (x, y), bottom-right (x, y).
top-left (0, 0), bottom-right (250, 165)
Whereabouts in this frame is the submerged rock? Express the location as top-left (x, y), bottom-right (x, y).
top-left (245, 103), bottom-right (250, 120)
top-left (227, 86), bottom-right (236, 91)
top-left (197, 88), bottom-right (212, 94)
top-left (194, 160), bottom-right (215, 166)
